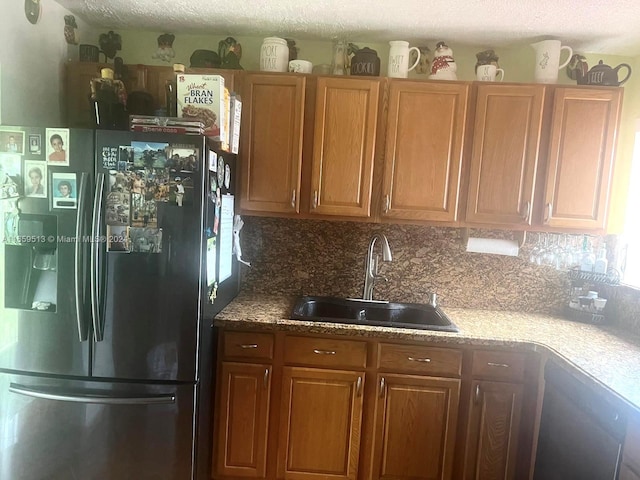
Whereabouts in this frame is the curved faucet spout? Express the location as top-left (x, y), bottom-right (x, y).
top-left (363, 233), bottom-right (392, 301)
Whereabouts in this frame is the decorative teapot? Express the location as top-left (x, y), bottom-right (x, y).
top-left (578, 60), bottom-right (632, 86)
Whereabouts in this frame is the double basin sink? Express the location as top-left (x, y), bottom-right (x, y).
top-left (291, 296), bottom-right (459, 333)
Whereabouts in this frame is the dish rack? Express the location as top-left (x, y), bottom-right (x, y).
top-left (564, 267), bottom-right (620, 325)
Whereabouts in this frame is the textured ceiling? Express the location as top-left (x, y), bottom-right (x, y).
top-left (54, 0), bottom-right (640, 56)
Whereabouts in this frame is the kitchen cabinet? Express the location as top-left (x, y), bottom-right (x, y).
top-left (277, 367), bottom-right (364, 480)
top-left (541, 87), bottom-right (622, 230)
top-left (309, 77), bottom-right (380, 217)
top-left (239, 73), bottom-right (306, 214)
top-left (381, 80), bottom-right (469, 223)
top-left (459, 350), bottom-right (538, 480)
top-left (465, 84), bottom-right (546, 226)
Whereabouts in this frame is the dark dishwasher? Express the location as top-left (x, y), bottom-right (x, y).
top-left (534, 361), bottom-right (627, 480)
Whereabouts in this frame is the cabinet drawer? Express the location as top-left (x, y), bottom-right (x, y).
top-left (284, 336), bottom-right (367, 369)
top-left (472, 350), bottom-right (526, 382)
top-left (377, 343), bottom-right (462, 376)
top-left (223, 331), bottom-right (274, 361)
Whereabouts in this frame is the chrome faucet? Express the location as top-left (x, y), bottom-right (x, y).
top-left (363, 233), bottom-right (392, 301)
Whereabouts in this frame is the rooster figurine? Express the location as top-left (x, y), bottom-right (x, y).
top-left (64, 15), bottom-right (77, 45)
top-left (429, 41), bottom-right (457, 80)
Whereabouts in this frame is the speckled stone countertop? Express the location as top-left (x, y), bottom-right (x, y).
top-left (215, 294), bottom-right (640, 414)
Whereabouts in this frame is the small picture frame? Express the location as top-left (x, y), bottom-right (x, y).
top-left (0, 129), bottom-right (25, 155)
top-left (28, 134), bottom-right (42, 155)
top-left (46, 128), bottom-right (70, 166)
top-left (51, 172), bottom-right (77, 209)
top-left (24, 160), bottom-right (47, 198)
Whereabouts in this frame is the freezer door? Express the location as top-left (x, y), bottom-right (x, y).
top-left (0, 127), bottom-right (93, 377)
top-left (0, 373), bottom-right (196, 480)
top-left (92, 131), bottom-right (207, 382)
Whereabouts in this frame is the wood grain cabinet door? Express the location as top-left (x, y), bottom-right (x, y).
top-left (65, 62), bottom-right (110, 128)
top-left (277, 367), bottom-right (365, 480)
top-left (462, 380), bottom-right (524, 480)
top-left (214, 362), bottom-right (271, 478)
top-left (309, 77), bottom-right (380, 217)
top-left (542, 87), bottom-right (622, 230)
top-left (369, 374), bottom-right (460, 480)
top-left (240, 74), bottom-right (305, 214)
top-left (466, 84), bottom-right (546, 226)
top-left (381, 81), bottom-right (469, 222)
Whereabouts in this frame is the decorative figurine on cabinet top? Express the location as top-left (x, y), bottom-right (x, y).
top-left (429, 41), bottom-right (457, 80)
top-left (218, 37), bottom-right (243, 69)
top-left (99, 31), bottom-right (122, 60)
top-left (152, 33), bottom-right (176, 63)
top-left (475, 49), bottom-right (500, 72)
top-left (64, 15), bottom-right (78, 45)
top-left (411, 46), bottom-right (431, 74)
top-left (566, 54), bottom-right (589, 82)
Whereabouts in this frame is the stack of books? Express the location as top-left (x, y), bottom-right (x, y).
top-left (129, 115), bottom-right (205, 135)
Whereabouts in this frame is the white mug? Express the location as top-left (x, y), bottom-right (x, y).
top-left (476, 64), bottom-right (505, 82)
top-left (289, 60), bottom-right (313, 74)
top-left (530, 40), bottom-right (573, 84)
top-left (388, 41), bottom-right (420, 78)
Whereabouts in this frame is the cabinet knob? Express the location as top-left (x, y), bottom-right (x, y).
top-left (238, 344), bottom-right (258, 349)
top-left (383, 194), bottom-right (390, 213)
top-left (521, 201), bottom-right (531, 222)
top-left (474, 384), bottom-right (481, 405)
top-left (356, 376), bottom-right (363, 397)
top-left (313, 349), bottom-right (336, 355)
top-left (544, 203), bottom-right (553, 224)
top-left (407, 356), bottom-right (431, 363)
top-left (312, 190), bottom-right (318, 209)
top-left (291, 189), bottom-right (296, 209)
top-left (379, 377), bottom-right (386, 398)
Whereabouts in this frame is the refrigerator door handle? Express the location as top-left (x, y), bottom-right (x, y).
top-left (75, 172), bottom-right (90, 341)
top-left (91, 173), bottom-right (106, 342)
top-left (9, 383), bottom-right (176, 405)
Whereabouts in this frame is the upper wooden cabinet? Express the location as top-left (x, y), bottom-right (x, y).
top-left (65, 62), bottom-right (112, 128)
top-left (239, 74), bottom-right (306, 214)
top-left (542, 87), bottom-right (622, 230)
top-left (381, 81), bottom-right (469, 223)
top-left (309, 77), bottom-right (380, 217)
top-left (465, 84), bottom-right (546, 226)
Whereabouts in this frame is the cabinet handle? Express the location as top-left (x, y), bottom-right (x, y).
top-left (312, 190), bottom-right (318, 209)
top-left (264, 368), bottom-right (269, 389)
top-left (383, 194), bottom-right (390, 213)
top-left (379, 377), bottom-right (386, 397)
top-left (521, 201), bottom-right (531, 222)
top-left (291, 189), bottom-right (296, 209)
top-left (356, 376), bottom-right (363, 397)
top-left (407, 356), bottom-right (431, 363)
top-left (474, 384), bottom-right (481, 405)
top-left (487, 362), bottom-right (510, 368)
top-left (544, 203), bottom-right (553, 223)
top-left (312, 349), bottom-right (336, 355)
top-left (238, 344), bottom-right (258, 349)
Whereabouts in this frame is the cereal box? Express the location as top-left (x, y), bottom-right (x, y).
top-left (177, 74), bottom-right (227, 143)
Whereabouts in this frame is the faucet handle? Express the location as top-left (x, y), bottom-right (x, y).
top-left (375, 274), bottom-right (389, 283)
top-left (428, 292), bottom-right (437, 308)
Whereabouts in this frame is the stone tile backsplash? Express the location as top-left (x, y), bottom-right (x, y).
top-left (238, 217), bottom-right (572, 315)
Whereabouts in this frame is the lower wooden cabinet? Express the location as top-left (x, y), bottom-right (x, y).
top-left (370, 374), bottom-right (460, 480)
top-left (277, 367), bottom-right (364, 480)
top-left (214, 362), bottom-right (271, 478)
top-left (461, 380), bottom-right (524, 480)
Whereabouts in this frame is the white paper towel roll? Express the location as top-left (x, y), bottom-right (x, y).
top-left (466, 237), bottom-right (520, 256)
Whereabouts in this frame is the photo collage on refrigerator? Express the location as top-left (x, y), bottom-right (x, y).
top-left (103, 141), bottom-right (199, 253)
top-left (1, 127), bottom-right (75, 245)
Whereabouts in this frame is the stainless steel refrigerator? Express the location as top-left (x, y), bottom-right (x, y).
top-left (0, 127), bottom-right (239, 479)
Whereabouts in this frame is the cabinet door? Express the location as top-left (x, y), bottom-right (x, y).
top-left (309, 77), bottom-right (380, 217)
top-left (65, 62), bottom-right (111, 128)
top-left (370, 374), bottom-right (460, 480)
top-left (463, 380), bottom-right (524, 480)
top-left (382, 81), bottom-right (468, 222)
top-left (215, 362), bottom-right (271, 478)
top-left (542, 87), bottom-right (622, 230)
top-left (277, 367), bottom-right (364, 480)
top-left (466, 84), bottom-right (545, 226)
top-left (240, 74), bottom-right (305, 214)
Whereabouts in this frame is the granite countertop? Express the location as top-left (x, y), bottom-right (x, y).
top-left (215, 293), bottom-right (640, 414)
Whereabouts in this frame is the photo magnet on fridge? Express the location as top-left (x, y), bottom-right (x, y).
top-left (169, 174), bottom-right (192, 207)
top-left (101, 146), bottom-right (119, 170)
top-left (0, 129), bottom-right (25, 155)
top-left (46, 128), bottom-right (70, 166)
top-left (167, 144), bottom-right (199, 172)
top-left (131, 192), bottom-right (157, 228)
top-left (129, 227), bottom-right (162, 253)
top-left (106, 191), bottom-right (131, 226)
top-left (107, 225), bottom-right (130, 253)
top-left (24, 160), bottom-right (47, 198)
top-left (28, 134), bottom-right (42, 155)
top-left (132, 141), bottom-right (169, 169)
top-left (118, 146), bottom-right (134, 171)
top-left (51, 172), bottom-right (77, 209)
top-left (0, 153), bottom-right (22, 200)
top-left (108, 170), bottom-right (131, 194)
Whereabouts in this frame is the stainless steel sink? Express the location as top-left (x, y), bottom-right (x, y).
top-left (291, 296), bottom-right (459, 332)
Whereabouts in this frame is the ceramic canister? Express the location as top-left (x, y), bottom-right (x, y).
top-left (260, 37), bottom-right (289, 72)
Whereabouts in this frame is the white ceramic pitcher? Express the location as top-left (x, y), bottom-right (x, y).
top-left (530, 40), bottom-right (573, 84)
top-left (388, 41), bottom-right (420, 78)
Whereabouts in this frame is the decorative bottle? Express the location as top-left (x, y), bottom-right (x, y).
top-left (165, 63), bottom-right (185, 117)
top-left (594, 244), bottom-right (608, 274)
